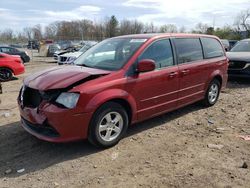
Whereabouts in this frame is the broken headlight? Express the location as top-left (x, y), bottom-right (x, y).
top-left (55, 92), bottom-right (80, 109)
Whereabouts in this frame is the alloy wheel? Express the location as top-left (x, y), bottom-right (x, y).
top-left (98, 112), bottom-right (124, 142)
top-left (208, 83), bottom-right (219, 104)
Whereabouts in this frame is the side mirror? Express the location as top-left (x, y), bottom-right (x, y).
top-left (137, 59), bottom-right (156, 73)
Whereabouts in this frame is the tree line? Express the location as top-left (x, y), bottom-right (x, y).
top-left (0, 9), bottom-right (249, 44)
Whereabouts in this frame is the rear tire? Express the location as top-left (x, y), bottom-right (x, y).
top-left (0, 68), bottom-right (13, 82)
top-left (88, 102), bottom-right (129, 148)
top-left (203, 79), bottom-right (221, 107)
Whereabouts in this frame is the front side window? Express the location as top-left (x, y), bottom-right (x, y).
top-left (175, 38), bottom-right (203, 64)
top-left (201, 38), bottom-right (224, 58)
top-left (74, 38), bottom-right (147, 70)
top-left (230, 41), bottom-right (250, 52)
top-left (138, 39), bottom-right (174, 69)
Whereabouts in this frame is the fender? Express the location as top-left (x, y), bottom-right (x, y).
top-left (205, 69), bottom-right (223, 91)
top-left (84, 88), bottom-right (138, 122)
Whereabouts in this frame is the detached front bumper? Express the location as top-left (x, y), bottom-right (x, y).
top-left (18, 102), bottom-right (93, 143)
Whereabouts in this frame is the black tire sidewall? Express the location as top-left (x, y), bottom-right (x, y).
top-left (88, 102), bottom-right (129, 148)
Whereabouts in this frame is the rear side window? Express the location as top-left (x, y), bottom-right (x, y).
top-left (139, 39), bottom-right (174, 69)
top-left (174, 38), bottom-right (203, 64)
top-left (201, 38), bottom-right (224, 58)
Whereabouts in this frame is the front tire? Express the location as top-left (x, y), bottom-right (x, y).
top-left (203, 79), bottom-right (221, 107)
top-left (88, 102), bottom-right (129, 148)
top-left (0, 68), bottom-right (13, 82)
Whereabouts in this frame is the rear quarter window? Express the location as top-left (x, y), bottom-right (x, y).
top-left (174, 38), bottom-right (203, 64)
top-left (201, 38), bottom-right (224, 58)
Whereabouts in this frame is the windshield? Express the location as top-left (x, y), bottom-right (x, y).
top-left (74, 38), bottom-right (147, 70)
top-left (79, 43), bottom-right (95, 53)
top-left (230, 41), bottom-right (250, 52)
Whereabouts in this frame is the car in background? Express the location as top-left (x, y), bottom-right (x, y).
top-left (227, 39), bottom-right (250, 78)
top-left (0, 46), bottom-right (30, 63)
top-left (53, 46), bottom-right (81, 61)
top-left (18, 33), bottom-right (228, 147)
top-left (47, 44), bottom-right (61, 57)
top-left (0, 53), bottom-right (25, 81)
top-left (228, 40), bottom-right (238, 50)
top-left (58, 41), bottom-right (97, 65)
top-left (57, 40), bottom-right (74, 50)
top-left (27, 40), bottom-right (40, 50)
top-left (221, 39), bottom-right (230, 51)
top-left (9, 44), bottom-right (24, 48)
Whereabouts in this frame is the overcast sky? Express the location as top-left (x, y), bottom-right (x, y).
top-left (1, 0), bottom-right (250, 31)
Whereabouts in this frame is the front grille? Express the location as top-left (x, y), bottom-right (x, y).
top-left (22, 87), bottom-right (42, 108)
top-left (229, 61), bottom-right (247, 69)
top-left (22, 117), bottom-right (60, 138)
top-left (60, 56), bottom-right (67, 62)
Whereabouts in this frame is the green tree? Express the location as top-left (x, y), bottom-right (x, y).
top-left (106, 15), bottom-right (119, 38)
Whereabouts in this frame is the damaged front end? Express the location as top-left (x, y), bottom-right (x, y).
top-left (19, 74), bottom-right (107, 110)
top-left (18, 66), bottom-right (111, 142)
top-left (19, 86), bottom-right (79, 110)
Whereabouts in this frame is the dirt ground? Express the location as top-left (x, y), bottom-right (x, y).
top-left (0, 54), bottom-right (250, 188)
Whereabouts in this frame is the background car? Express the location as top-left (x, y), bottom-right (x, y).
top-left (27, 40), bottom-right (40, 50)
top-left (0, 46), bottom-right (30, 63)
top-left (228, 40), bottom-right (238, 50)
top-left (47, 44), bottom-right (61, 57)
top-left (226, 38), bottom-right (250, 78)
top-left (53, 46), bottom-right (81, 60)
top-left (57, 40), bottom-right (74, 50)
top-left (58, 41), bottom-right (97, 65)
top-left (221, 39), bottom-right (230, 51)
top-left (0, 53), bottom-right (25, 81)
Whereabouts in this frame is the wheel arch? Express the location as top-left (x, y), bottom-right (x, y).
top-left (84, 89), bottom-right (137, 124)
top-left (0, 66), bottom-right (14, 73)
top-left (213, 75), bottom-right (222, 86)
top-left (205, 70), bottom-right (223, 91)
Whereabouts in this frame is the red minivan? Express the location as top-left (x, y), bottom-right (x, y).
top-left (18, 34), bottom-right (228, 147)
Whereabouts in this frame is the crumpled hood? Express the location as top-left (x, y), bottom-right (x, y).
top-left (24, 65), bottom-right (111, 91)
top-left (61, 52), bottom-right (82, 58)
top-left (226, 52), bottom-right (250, 62)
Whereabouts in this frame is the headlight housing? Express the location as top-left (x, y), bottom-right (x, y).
top-left (55, 92), bottom-right (80, 109)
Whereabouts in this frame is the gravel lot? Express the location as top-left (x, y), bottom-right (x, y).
top-left (0, 55), bottom-right (250, 188)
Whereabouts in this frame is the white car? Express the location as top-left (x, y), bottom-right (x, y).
top-left (58, 41), bottom-right (97, 65)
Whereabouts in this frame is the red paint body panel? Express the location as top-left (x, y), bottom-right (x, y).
top-left (24, 65), bottom-right (111, 90)
top-left (0, 53), bottom-right (25, 75)
top-left (18, 33), bottom-right (228, 142)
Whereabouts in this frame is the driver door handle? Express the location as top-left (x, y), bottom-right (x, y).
top-left (168, 72), bottom-right (178, 78)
